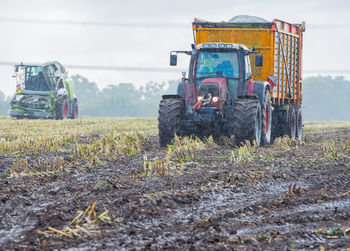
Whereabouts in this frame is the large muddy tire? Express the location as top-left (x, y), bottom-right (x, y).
top-left (71, 100), bottom-right (78, 119)
top-left (285, 105), bottom-right (296, 139)
top-left (296, 107), bottom-right (303, 140)
top-left (271, 109), bottom-right (282, 141)
top-left (158, 98), bottom-right (183, 147)
top-left (55, 98), bottom-right (69, 120)
top-left (223, 100), bottom-right (235, 137)
top-left (233, 99), bottom-right (262, 146)
top-left (261, 89), bottom-right (272, 145)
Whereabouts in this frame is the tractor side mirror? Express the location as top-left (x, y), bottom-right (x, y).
top-left (255, 55), bottom-right (263, 67)
top-left (170, 54), bottom-right (177, 66)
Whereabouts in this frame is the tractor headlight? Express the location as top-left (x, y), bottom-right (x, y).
top-left (197, 96), bottom-right (203, 102)
top-left (212, 96), bottom-right (219, 102)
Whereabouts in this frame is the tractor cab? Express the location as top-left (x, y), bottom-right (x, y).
top-left (193, 43), bottom-right (243, 114)
top-left (171, 43), bottom-right (261, 115)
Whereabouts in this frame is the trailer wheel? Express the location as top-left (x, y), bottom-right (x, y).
top-left (261, 89), bottom-right (272, 145)
top-left (233, 99), bottom-right (262, 146)
top-left (158, 98), bottom-right (183, 147)
top-left (55, 98), bottom-right (68, 120)
top-left (296, 108), bottom-right (303, 140)
top-left (286, 105), bottom-right (296, 139)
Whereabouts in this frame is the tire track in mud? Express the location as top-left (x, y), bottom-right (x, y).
top-left (115, 128), bottom-right (350, 249)
top-left (117, 176), bottom-right (350, 250)
top-left (1, 126), bottom-right (350, 250)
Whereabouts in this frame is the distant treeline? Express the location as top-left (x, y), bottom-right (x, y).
top-left (302, 76), bottom-right (350, 121)
top-left (71, 75), bottom-right (177, 117)
top-left (0, 75), bottom-right (349, 121)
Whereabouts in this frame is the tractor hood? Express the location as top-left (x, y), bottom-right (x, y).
top-left (200, 77), bottom-right (227, 94)
top-left (193, 77), bottom-right (228, 111)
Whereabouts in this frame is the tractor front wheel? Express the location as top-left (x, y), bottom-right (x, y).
top-left (233, 99), bottom-right (262, 146)
top-left (158, 98), bottom-right (184, 147)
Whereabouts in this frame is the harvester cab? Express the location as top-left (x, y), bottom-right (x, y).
top-left (158, 15), bottom-right (305, 147)
top-left (14, 64), bottom-right (51, 92)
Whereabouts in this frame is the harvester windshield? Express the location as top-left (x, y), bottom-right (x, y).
top-left (196, 51), bottom-right (239, 79)
top-left (15, 65), bottom-right (50, 92)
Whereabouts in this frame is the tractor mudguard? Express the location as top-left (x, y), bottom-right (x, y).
top-left (253, 81), bottom-right (270, 105)
top-left (162, 94), bottom-right (183, 100)
top-left (177, 81), bottom-right (187, 100)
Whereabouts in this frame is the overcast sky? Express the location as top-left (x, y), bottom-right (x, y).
top-left (0, 0), bottom-right (349, 95)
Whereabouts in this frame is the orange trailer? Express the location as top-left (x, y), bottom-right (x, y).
top-left (193, 19), bottom-right (305, 105)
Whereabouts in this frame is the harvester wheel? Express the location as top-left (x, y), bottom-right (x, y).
top-left (71, 100), bottom-right (78, 119)
top-left (158, 98), bottom-right (183, 147)
top-left (296, 107), bottom-right (303, 140)
top-left (286, 105), bottom-right (296, 139)
top-left (261, 89), bottom-right (272, 145)
top-left (233, 99), bottom-right (262, 146)
top-left (55, 98), bottom-right (69, 120)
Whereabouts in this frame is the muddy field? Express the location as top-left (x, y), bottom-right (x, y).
top-left (0, 118), bottom-right (350, 250)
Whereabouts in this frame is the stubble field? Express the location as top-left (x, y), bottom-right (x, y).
top-left (0, 117), bottom-right (350, 250)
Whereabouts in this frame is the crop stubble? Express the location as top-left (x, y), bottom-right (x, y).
top-left (0, 118), bottom-right (350, 250)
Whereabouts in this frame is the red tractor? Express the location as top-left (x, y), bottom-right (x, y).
top-left (159, 43), bottom-right (269, 147)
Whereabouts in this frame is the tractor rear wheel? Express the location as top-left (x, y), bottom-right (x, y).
top-left (158, 98), bottom-right (183, 147)
top-left (296, 107), bottom-right (303, 140)
top-left (261, 89), bottom-right (272, 145)
top-left (55, 98), bottom-right (69, 120)
top-left (233, 99), bottom-right (262, 146)
top-left (286, 105), bottom-right (296, 139)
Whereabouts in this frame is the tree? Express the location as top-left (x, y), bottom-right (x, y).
top-left (303, 76), bottom-right (350, 121)
top-left (70, 74), bottom-right (180, 117)
top-left (0, 91), bottom-right (10, 116)
top-left (68, 74), bottom-right (350, 121)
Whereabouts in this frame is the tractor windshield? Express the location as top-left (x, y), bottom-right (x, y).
top-left (196, 51), bottom-right (239, 79)
top-left (18, 66), bottom-right (50, 91)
